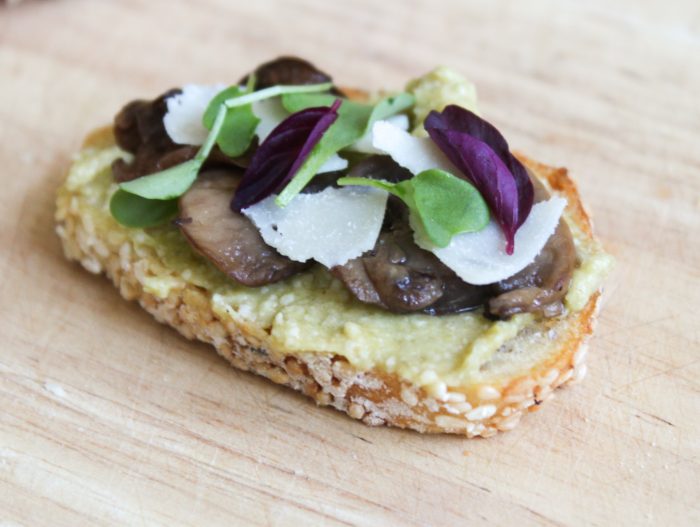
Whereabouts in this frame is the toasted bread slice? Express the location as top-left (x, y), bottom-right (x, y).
top-left (55, 123), bottom-right (610, 437)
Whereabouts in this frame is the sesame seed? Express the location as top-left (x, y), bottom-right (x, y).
top-left (467, 405), bottom-right (497, 421)
top-left (557, 369), bottom-right (574, 385)
top-left (348, 403), bottom-right (365, 419)
top-left (400, 387), bottom-right (419, 407)
top-left (445, 401), bottom-right (472, 414)
top-left (497, 413), bottom-right (522, 431)
top-left (429, 382), bottom-right (448, 401)
top-left (435, 415), bottom-right (468, 430)
top-left (477, 385), bottom-right (501, 401)
top-left (445, 392), bottom-right (467, 403)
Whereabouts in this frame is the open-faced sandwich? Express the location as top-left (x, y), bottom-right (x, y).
top-left (55, 57), bottom-right (612, 437)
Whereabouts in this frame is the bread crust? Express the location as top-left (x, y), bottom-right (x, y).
top-left (55, 127), bottom-right (601, 437)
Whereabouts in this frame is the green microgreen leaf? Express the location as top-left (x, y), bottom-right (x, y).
top-left (275, 92), bottom-right (415, 207)
top-left (202, 86), bottom-right (259, 157)
top-left (338, 169), bottom-right (489, 247)
top-left (365, 92), bottom-right (415, 132)
top-left (410, 168), bottom-right (490, 247)
top-left (109, 189), bottom-right (179, 228)
top-left (119, 159), bottom-right (201, 199)
top-left (281, 92), bottom-right (357, 113)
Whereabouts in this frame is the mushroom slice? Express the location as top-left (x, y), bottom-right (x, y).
top-left (178, 169), bottom-right (308, 287)
top-left (240, 56), bottom-right (337, 90)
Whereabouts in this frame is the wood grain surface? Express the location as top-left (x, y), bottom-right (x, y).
top-left (1, 0), bottom-right (699, 525)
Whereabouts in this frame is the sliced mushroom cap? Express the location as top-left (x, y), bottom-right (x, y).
top-left (424, 272), bottom-right (493, 316)
top-left (240, 56), bottom-right (343, 94)
top-left (334, 220), bottom-right (490, 314)
top-left (332, 258), bottom-right (384, 306)
top-left (485, 172), bottom-right (577, 318)
top-left (333, 167), bottom-right (490, 314)
top-left (334, 161), bottom-right (576, 317)
top-left (112, 89), bottom-right (181, 182)
top-left (114, 88), bottom-right (180, 155)
top-left (178, 170), bottom-right (308, 287)
top-left (487, 220), bottom-right (576, 318)
top-left (361, 227), bottom-right (446, 312)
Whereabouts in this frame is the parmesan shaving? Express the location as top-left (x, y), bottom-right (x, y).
top-left (163, 84), bottom-right (226, 145)
top-left (413, 198), bottom-right (567, 285)
top-left (371, 120), bottom-right (457, 174)
top-left (243, 187), bottom-right (388, 268)
top-left (349, 114), bottom-right (410, 154)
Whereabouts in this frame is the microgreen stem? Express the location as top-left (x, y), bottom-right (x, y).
top-left (196, 104), bottom-right (227, 163)
top-left (274, 153), bottom-right (329, 207)
top-left (224, 82), bottom-right (333, 110)
top-left (337, 177), bottom-right (398, 195)
top-left (244, 73), bottom-right (257, 93)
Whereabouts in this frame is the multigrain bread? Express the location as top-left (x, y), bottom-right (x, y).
top-left (55, 122), bottom-right (609, 437)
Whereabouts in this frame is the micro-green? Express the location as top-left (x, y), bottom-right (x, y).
top-left (338, 168), bottom-right (489, 247)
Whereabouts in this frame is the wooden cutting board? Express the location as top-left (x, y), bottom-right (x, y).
top-left (1, 1), bottom-right (698, 525)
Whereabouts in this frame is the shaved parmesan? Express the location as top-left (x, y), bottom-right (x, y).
top-left (371, 120), bottom-right (457, 174)
top-left (243, 187), bottom-right (388, 268)
top-left (318, 154), bottom-right (348, 173)
top-left (413, 198), bottom-right (567, 285)
top-left (349, 114), bottom-right (410, 154)
top-left (163, 84), bottom-right (226, 145)
top-left (251, 97), bottom-right (288, 141)
top-left (162, 84), bottom-right (289, 146)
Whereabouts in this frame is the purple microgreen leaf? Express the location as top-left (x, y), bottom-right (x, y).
top-left (275, 95), bottom-right (372, 206)
top-left (232, 99), bottom-right (341, 212)
top-left (424, 105), bottom-right (534, 254)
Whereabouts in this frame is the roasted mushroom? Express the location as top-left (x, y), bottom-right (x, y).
top-left (240, 56), bottom-right (345, 96)
top-left (110, 62), bottom-right (577, 319)
top-left (486, 172), bottom-right (577, 318)
top-left (333, 205), bottom-right (491, 314)
top-left (112, 90), bottom-right (253, 183)
top-left (333, 157), bottom-right (488, 314)
top-left (178, 170), bottom-right (308, 287)
top-left (334, 159), bottom-right (576, 317)
top-left (241, 56), bottom-right (334, 90)
top-left (487, 221), bottom-right (576, 318)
